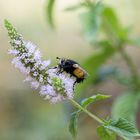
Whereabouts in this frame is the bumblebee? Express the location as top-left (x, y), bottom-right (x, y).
top-left (56, 57), bottom-right (88, 83)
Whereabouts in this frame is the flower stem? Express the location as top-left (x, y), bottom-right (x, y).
top-left (119, 47), bottom-right (140, 91)
top-left (69, 99), bottom-right (104, 124)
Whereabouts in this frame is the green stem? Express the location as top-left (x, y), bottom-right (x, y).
top-left (101, 0), bottom-right (139, 90)
top-left (69, 99), bottom-right (104, 124)
top-left (119, 47), bottom-right (139, 90)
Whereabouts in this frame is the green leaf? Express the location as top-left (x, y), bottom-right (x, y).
top-left (81, 94), bottom-right (111, 108)
top-left (101, 7), bottom-right (129, 44)
top-left (69, 94), bottom-right (110, 138)
top-left (76, 40), bottom-right (115, 95)
top-left (97, 126), bottom-right (116, 140)
top-left (69, 111), bottom-right (80, 138)
top-left (46, 0), bottom-right (56, 28)
top-left (84, 40), bottom-right (115, 76)
top-left (112, 92), bottom-right (140, 123)
top-left (80, 2), bottom-right (103, 43)
top-left (104, 118), bottom-right (140, 139)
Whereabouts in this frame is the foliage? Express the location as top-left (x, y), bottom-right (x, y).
top-left (45, 0), bottom-right (140, 139)
top-left (69, 111), bottom-right (80, 138)
top-left (81, 94), bottom-right (110, 107)
top-left (97, 126), bottom-right (116, 140)
top-left (112, 92), bottom-right (140, 123)
top-left (69, 94), bottom-right (110, 138)
top-left (68, 94), bottom-right (140, 140)
top-left (4, 0), bottom-right (140, 139)
top-left (45, 0), bottom-right (56, 28)
top-left (104, 118), bottom-right (140, 140)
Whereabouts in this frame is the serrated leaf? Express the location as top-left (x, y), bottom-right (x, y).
top-left (112, 92), bottom-right (140, 123)
top-left (46, 0), bottom-right (56, 28)
top-left (104, 118), bottom-right (140, 139)
top-left (81, 94), bottom-right (111, 108)
top-left (69, 111), bottom-right (80, 138)
top-left (97, 126), bottom-right (116, 140)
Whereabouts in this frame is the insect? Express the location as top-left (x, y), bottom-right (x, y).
top-left (56, 57), bottom-right (88, 83)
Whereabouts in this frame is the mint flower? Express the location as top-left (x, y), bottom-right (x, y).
top-left (5, 20), bottom-right (76, 103)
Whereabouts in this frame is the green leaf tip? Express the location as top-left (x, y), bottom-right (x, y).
top-left (81, 94), bottom-right (111, 108)
top-left (46, 0), bottom-right (56, 28)
top-left (69, 112), bottom-right (79, 138)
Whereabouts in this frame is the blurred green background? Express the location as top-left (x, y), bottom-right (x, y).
top-left (1, 0), bottom-right (140, 140)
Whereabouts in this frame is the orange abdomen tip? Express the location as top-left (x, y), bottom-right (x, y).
top-left (73, 68), bottom-right (84, 78)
